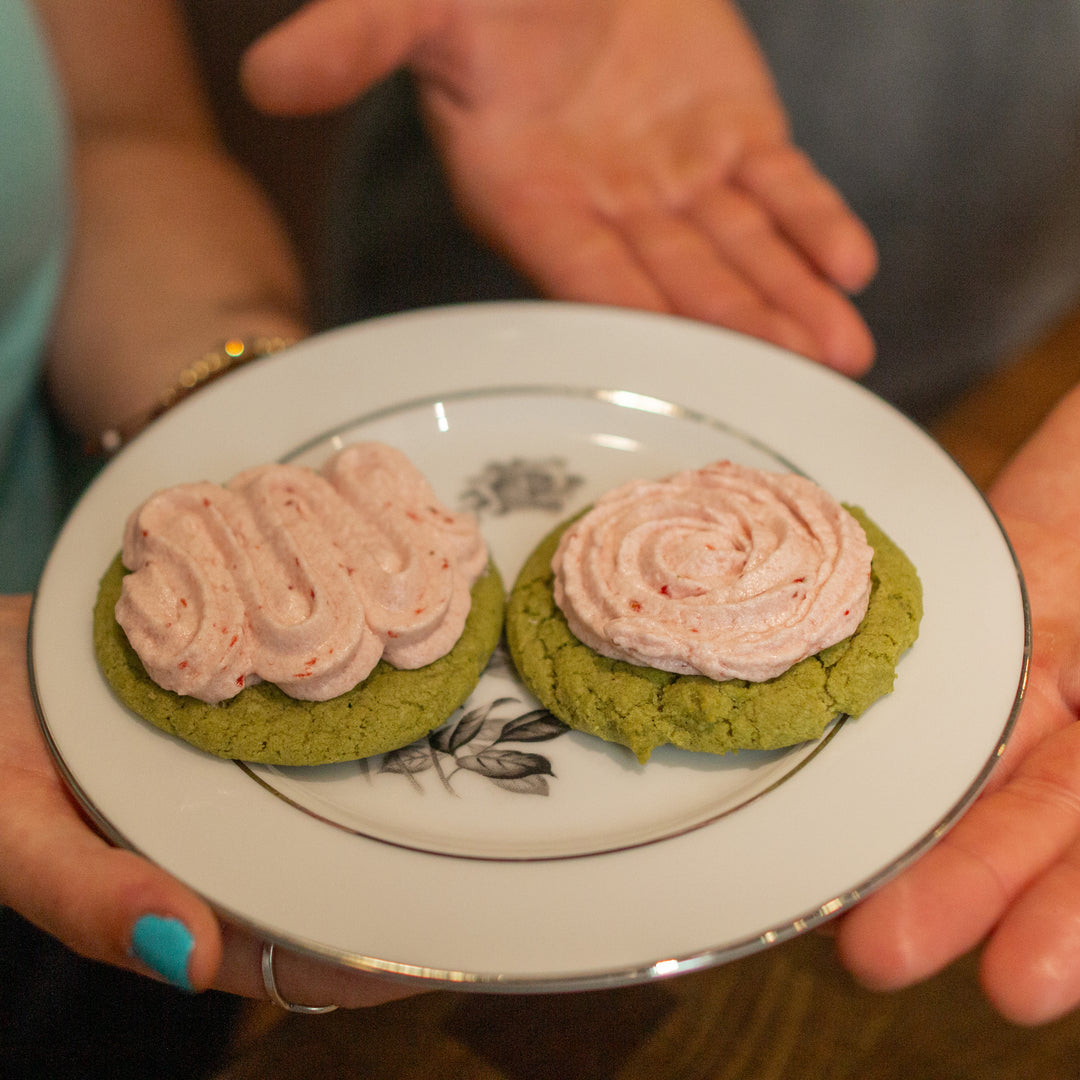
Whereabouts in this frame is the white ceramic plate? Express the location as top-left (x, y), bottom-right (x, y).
top-left (32, 302), bottom-right (1028, 992)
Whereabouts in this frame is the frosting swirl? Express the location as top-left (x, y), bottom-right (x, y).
top-left (116, 442), bottom-right (488, 703)
top-left (552, 461), bottom-right (873, 682)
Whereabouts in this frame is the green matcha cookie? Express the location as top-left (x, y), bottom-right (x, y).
top-left (506, 508), bottom-right (922, 762)
top-left (95, 556), bottom-right (505, 765)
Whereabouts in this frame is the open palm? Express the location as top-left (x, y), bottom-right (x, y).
top-left (243, 0), bottom-right (878, 373)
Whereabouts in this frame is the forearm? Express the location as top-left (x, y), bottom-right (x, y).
top-left (48, 131), bottom-right (307, 443)
top-left (33, 0), bottom-right (308, 442)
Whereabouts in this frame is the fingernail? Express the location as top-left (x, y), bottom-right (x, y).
top-left (130, 915), bottom-right (195, 992)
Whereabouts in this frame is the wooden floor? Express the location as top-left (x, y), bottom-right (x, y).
top-left (209, 308), bottom-right (1080, 1080)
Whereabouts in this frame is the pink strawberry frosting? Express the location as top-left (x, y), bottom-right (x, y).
top-left (552, 461), bottom-right (873, 682)
top-left (115, 442), bottom-right (487, 703)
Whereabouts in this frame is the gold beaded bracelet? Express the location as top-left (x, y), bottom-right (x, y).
top-left (95, 336), bottom-right (295, 456)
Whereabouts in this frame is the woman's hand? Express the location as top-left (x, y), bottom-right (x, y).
top-left (0, 593), bottom-right (411, 1007)
top-left (836, 383), bottom-right (1080, 1025)
top-left (242, 0), bottom-right (878, 374)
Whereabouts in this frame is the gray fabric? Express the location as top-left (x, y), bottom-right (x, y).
top-left (740, 1), bottom-right (1080, 418)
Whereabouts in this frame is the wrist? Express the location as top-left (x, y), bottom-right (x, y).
top-left (92, 335), bottom-right (296, 456)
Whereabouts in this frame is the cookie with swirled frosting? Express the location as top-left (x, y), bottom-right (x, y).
top-left (93, 443), bottom-right (504, 765)
top-left (506, 463), bottom-right (921, 762)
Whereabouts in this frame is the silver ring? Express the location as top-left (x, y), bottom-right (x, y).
top-left (261, 942), bottom-right (339, 1014)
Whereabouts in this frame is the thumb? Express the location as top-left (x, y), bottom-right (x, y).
top-left (240, 0), bottom-right (445, 115)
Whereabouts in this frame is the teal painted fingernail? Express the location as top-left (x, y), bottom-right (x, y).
top-left (130, 915), bottom-right (195, 992)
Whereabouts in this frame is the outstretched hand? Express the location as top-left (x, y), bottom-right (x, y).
top-left (241, 0), bottom-right (878, 374)
top-left (836, 383), bottom-right (1080, 1025)
top-left (0, 594), bottom-right (410, 1008)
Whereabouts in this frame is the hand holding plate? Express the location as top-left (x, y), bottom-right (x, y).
top-left (837, 382), bottom-right (1080, 1025)
top-left (0, 593), bottom-right (412, 1006)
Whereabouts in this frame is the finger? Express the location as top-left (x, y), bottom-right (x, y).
top-left (836, 718), bottom-right (1080, 992)
top-left (217, 926), bottom-right (422, 1009)
top-left (240, 0), bottom-right (442, 115)
top-left (0, 746), bottom-right (222, 991)
top-left (979, 833), bottom-right (1080, 1025)
top-left (689, 186), bottom-right (875, 374)
top-left (983, 663), bottom-right (1080, 798)
top-left (619, 206), bottom-right (838, 361)
top-left (0, 594), bottom-right (221, 991)
top-left (736, 144), bottom-right (879, 294)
